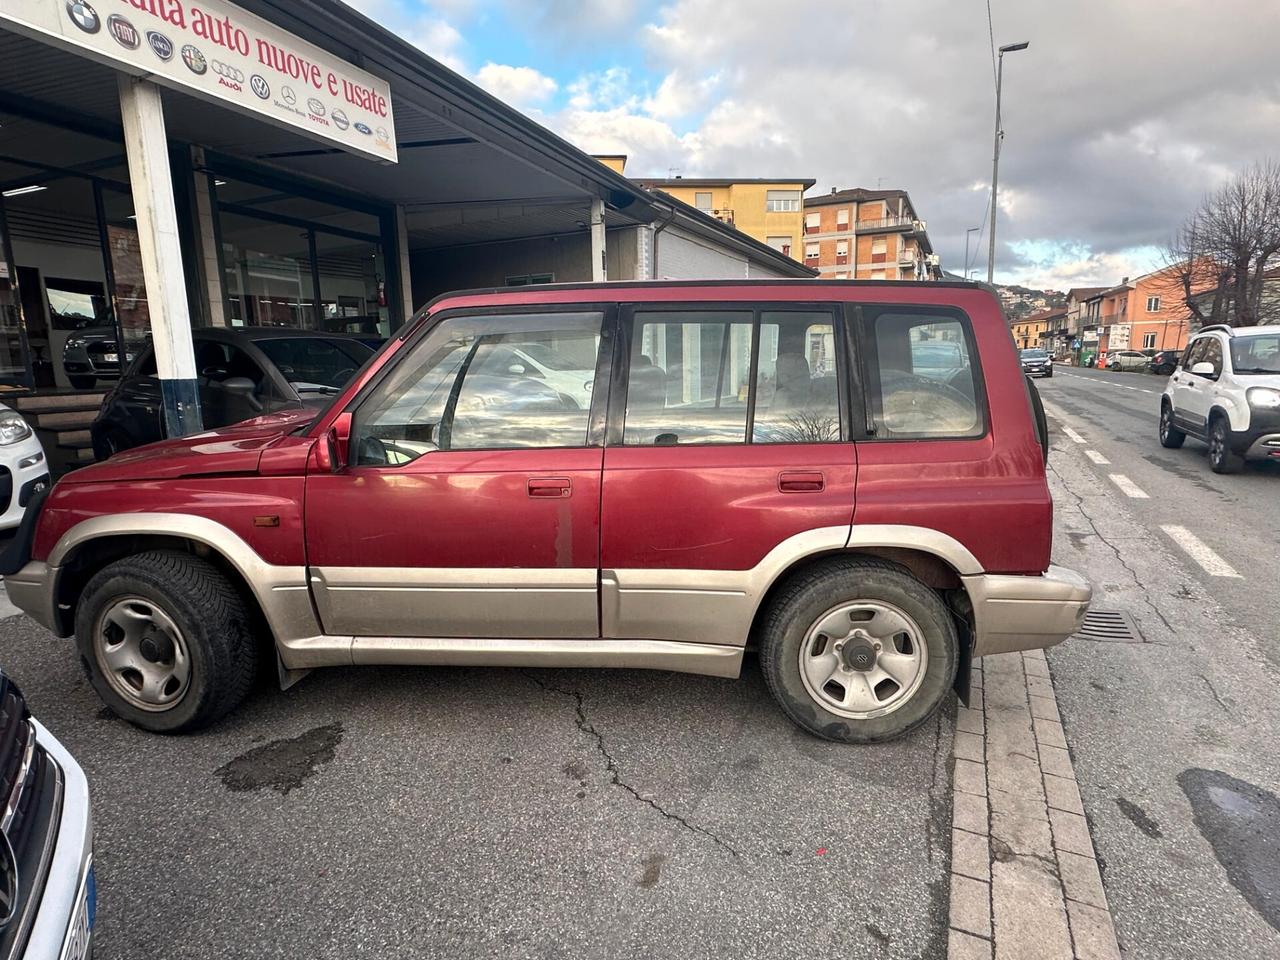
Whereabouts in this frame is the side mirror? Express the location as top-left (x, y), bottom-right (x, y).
top-left (328, 411), bottom-right (352, 471)
top-left (507, 363), bottom-right (527, 375)
top-left (223, 376), bottom-right (263, 412)
top-left (1190, 361), bottom-right (1216, 378)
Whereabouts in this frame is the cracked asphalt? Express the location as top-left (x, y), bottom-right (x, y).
top-left (0, 614), bottom-right (953, 959)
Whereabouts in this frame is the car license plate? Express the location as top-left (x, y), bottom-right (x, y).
top-left (63, 861), bottom-right (95, 960)
top-left (102, 353), bottom-right (118, 364)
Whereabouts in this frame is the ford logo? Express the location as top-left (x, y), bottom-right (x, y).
top-left (354, 122), bottom-right (372, 135)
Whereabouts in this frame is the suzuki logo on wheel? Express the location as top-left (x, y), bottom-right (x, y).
top-left (250, 75), bottom-right (270, 100)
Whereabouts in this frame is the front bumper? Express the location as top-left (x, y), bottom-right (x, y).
top-left (1230, 408), bottom-right (1280, 459)
top-left (0, 433), bottom-right (50, 532)
top-left (26, 720), bottom-right (94, 960)
top-left (5, 561), bottom-right (60, 635)
top-left (964, 564), bottom-right (1092, 657)
top-left (1021, 364), bottom-right (1052, 377)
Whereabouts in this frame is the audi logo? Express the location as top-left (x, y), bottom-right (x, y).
top-left (212, 61), bottom-right (245, 82)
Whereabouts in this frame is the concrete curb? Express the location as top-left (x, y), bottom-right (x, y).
top-left (947, 650), bottom-right (1123, 959)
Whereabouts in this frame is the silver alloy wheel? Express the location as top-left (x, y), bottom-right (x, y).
top-left (1160, 407), bottom-right (1171, 441)
top-left (1209, 421), bottom-right (1226, 465)
top-left (798, 600), bottom-right (928, 719)
top-left (94, 596), bottom-right (191, 712)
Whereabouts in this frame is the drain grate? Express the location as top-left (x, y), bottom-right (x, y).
top-left (1075, 608), bottom-right (1144, 643)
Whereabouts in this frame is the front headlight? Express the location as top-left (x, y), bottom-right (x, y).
top-left (0, 412), bottom-right (32, 446)
top-left (65, 335), bottom-right (86, 350)
top-left (1247, 387), bottom-right (1280, 408)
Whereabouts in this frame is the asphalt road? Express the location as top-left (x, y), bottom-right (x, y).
top-left (1, 620), bottom-right (953, 960)
top-left (1038, 365), bottom-right (1280, 959)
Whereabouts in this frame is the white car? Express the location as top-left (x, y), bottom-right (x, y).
top-left (1160, 323), bottom-right (1280, 473)
top-left (0, 404), bottom-right (48, 531)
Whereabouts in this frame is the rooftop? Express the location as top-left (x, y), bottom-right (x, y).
top-left (803, 187), bottom-right (912, 207)
top-left (633, 177), bottom-right (817, 189)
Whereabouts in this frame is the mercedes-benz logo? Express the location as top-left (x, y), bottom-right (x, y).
top-left (181, 44), bottom-right (207, 75)
top-left (281, 85), bottom-right (296, 105)
top-left (65, 0), bottom-right (100, 34)
top-left (250, 75), bottom-right (270, 99)
top-left (306, 98), bottom-right (326, 117)
top-left (212, 61), bottom-right (245, 83)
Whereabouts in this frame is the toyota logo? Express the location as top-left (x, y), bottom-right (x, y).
top-left (250, 75), bottom-right (270, 99)
top-left (306, 98), bottom-right (326, 117)
top-left (181, 44), bottom-right (207, 75)
top-left (212, 61), bottom-right (245, 82)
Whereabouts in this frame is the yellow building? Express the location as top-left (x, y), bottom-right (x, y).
top-left (630, 176), bottom-right (816, 261)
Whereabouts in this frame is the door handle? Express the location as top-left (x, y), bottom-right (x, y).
top-left (778, 471), bottom-right (825, 493)
top-left (528, 477), bottom-right (571, 498)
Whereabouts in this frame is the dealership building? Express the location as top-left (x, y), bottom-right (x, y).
top-left (0, 0), bottom-right (810, 465)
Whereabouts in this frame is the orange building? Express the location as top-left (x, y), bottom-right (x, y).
top-left (1097, 266), bottom-right (1193, 357)
top-left (798, 188), bottom-right (941, 280)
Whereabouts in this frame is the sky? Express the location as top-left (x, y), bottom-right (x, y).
top-left (340, 0), bottom-right (1280, 291)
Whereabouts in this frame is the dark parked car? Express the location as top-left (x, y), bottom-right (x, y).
top-left (91, 327), bottom-right (373, 459)
top-left (1148, 349), bottom-right (1182, 375)
top-left (62, 326), bottom-right (137, 389)
top-left (1019, 347), bottom-right (1053, 377)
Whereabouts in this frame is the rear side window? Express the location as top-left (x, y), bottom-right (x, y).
top-left (865, 310), bottom-right (983, 439)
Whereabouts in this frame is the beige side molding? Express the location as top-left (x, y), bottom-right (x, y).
top-left (48, 513), bottom-right (321, 643)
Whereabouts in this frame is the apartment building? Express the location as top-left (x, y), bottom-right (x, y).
top-left (798, 188), bottom-right (942, 280)
top-left (1011, 308), bottom-right (1065, 350)
top-left (1096, 266), bottom-right (1193, 358)
top-left (631, 177), bottom-right (816, 262)
top-left (1064, 287), bottom-right (1107, 362)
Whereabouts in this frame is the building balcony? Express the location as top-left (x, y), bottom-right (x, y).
top-left (855, 216), bottom-right (916, 233)
top-left (898, 250), bottom-right (916, 266)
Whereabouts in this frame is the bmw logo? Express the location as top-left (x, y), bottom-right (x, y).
top-left (65, 0), bottom-right (100, 33)
top-left (306, 98), bottom-right (326, 117)
top-left (106, 14), bottom-right (140, 49)
top-left (331, 109), bottom-right (349, 130)
top-left (181, 44), bottom-right (207, 75)
top-left (354, 122), bottom-right (372, 136)
top-left (250, 75), bottom-right (270, 99)
top-left (282, 85), bottom-right (297, 105)
top-left (146, 31), bottom-right (173, 61)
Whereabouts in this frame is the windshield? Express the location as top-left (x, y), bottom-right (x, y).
top-left (254, 337), bottom-right (374, 393)
top-left (1230, 334), bottom-right (1280, 374)
top-left (1021, 349), bottom-right (1049, 359)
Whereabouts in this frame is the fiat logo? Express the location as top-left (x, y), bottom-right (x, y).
top-left (106, 14), bottom-right (139, 49)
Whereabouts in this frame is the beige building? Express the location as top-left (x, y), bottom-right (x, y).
top-left (798, 188), bottom-right (941, 280)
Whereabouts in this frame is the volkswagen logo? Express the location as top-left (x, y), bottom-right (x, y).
top-left (212, 61), bottom-right (245, 83)
top-left (250, 74), bottom-right (270, 99)
top-left (65, 0), bottom-right (100, 34)
top-left (354, 122), bottom-right (372, 136)
top-left (306, 98), bottom-right (326, 117)
top-left (331, 109), bottom-right (349, 131)
top-left (146, 31), bottom-right (173, 61)
top-left (105, 14), bottom-right (139, 49)
top-left (281, 85), bottom-right (296, 105)
top-left (181, 44), bottom-right (207, 75)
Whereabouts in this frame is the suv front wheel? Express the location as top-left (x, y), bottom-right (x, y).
top-left (1207, 415), bottom-right (1244, 474)
top-left (75, 550), bottom-right (259, 732)
top-left (759, 557), bottom-right (958, 743)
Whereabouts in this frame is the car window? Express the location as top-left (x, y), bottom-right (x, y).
top-left (254, 337), bottom-right (372, 395)
top-left (353, 311), bottom-right (603, 465)
top-left (753, 312), bottom-right (841, 443)
top-left (624, 311), bottom-right (753, 445)
top-left (1202, 338), bottom-right (1224, 376)
top-left (1182, 338), bottom-right (1206, 370)
top-left (867, 311), bottom-right (981, 438)
top-left (1230, 334), bottom-right (1280, 374)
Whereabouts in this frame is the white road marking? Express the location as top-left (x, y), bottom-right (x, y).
top-left (1058, 371), bottom-right (1160, 395)
top-left (1085, 449), bottom-right (1110, 465)
top-left (1108, 473), bottom-right (1150, 499)
top-left (1063, 426), bottom-right (1088, 444)
top-left (1160, 525), bottom-right (1242, 578)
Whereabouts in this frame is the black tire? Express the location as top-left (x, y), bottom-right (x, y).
top-left (759, 557), bottom-right (958, 744)
top-left (75, 550), bottom-right (259, 733)
top-left (1159, 402), bottom-right (1186, 449)
top-left (1045, 368), bottom-right (1053, 378)
top-left (1208, 416), bottom-right (1243, 474)
top-left (69, 375), bottom-right (96, 390)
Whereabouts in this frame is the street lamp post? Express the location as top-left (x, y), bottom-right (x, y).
top-left (964, 226), bottom-right (980, 278)
top-left (987, 40), bottom-right (1029, 284)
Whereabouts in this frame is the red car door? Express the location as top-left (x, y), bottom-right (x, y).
top-left (304, 307), bottom-right (613, 640)
top-left (599, 304), bottom-right (857, 647)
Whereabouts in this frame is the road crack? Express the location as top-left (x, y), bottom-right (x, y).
top-left (532, 677), bottom-right (741, 859)
top-left (1198, 674), bottom-right (1231, 714)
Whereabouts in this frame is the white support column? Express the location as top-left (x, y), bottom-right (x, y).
top-left (590, 197), bottom-right (607, 282)
top-left (395, 204), bottom-right (414, 329)
top-left (117, 74), bottom-right (201, 436)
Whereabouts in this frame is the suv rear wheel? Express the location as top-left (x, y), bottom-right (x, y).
top-left (759, 557), bottom-right (958, 743)
top-left (1207, 415), bottom-right (1243, 474)
top-left (75, 550), bottom-right (259, 733)
top-left (1159, 401), bottom-right (1186, 448)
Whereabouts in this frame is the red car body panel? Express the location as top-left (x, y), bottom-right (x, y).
top-left (31, 282), bottom-right (1051, 582)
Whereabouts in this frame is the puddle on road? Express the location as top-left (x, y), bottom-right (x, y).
top-left (217, 722), bottom-right (344, 795)
top-left (1178, 768), bottom-right (1280, 933)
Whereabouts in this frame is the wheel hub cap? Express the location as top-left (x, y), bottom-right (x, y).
top-left (95, 597), bottom-right (191, 712)
top-left (840, 635), bottom-right (877, 672)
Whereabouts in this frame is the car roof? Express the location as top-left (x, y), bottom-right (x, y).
top-left (196, 326), bottom-right (367, 342)
top-left (1193, 324), bottom-right (1280, 339)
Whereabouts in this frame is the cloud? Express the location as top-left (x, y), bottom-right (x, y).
top-left (475, 63), bottom-right (558, 107)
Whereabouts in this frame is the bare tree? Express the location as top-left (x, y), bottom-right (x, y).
top-left (1164, 160), bottom-right (1280, 327)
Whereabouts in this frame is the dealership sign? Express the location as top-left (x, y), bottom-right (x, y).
top-left (1, 0), bottom-right (397, 163)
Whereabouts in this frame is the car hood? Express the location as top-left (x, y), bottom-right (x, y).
top-left (63, 407), bottom-right (317, 483)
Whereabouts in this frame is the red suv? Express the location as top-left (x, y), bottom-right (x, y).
top-left (3, 281), bottom-right (1090, 743)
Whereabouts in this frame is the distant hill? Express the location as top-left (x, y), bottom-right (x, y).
top-left (994, 284), bottom-right (1067, 320)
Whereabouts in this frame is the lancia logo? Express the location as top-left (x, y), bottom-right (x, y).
top-left (146, 31), bottom-right (173, 61)
top-left (331, 109), bottom-right (349, 130)
top-left (65, 0), bottom-right (100, 34)
top-left (181, 44), bottom-right (207, 75)
top-left (106, 14), bottom-right (139, 49)
top-left (281, 85), bottom-right (297, 105)
top-left (354, 122), bottom-right (372, 135)
top-left (250, 75), bottom-right (270, 99)
top-left (307, 98), bottom-right (326, 117)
